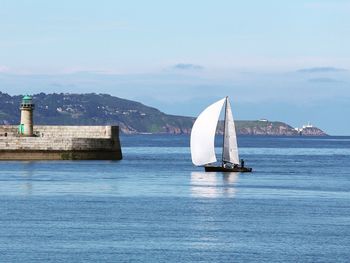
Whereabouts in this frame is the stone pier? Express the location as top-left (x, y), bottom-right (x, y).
top-left (0, 125), bottom-right (122, 160)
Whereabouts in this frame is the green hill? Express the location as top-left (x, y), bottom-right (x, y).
top-left (0, 92), bottom-right (194, 134)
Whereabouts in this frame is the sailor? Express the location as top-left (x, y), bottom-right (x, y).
top-left (240, 159), bottom-right (245, 168)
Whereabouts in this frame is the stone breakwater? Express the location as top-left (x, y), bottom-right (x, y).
top-left (0, 125), bottom-right (122, 160)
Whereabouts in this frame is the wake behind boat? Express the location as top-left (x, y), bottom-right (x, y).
top-left (190, 97), bottom-right (252, 173)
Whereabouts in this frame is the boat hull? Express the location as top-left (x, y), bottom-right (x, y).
top-left (205, 166), bottom-right (252, 173)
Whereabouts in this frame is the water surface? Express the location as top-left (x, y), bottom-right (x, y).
top-left (0, 135), bottom-right (349, 262)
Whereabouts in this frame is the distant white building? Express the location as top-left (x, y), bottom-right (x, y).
top-left (302, 122), bottom-right (313, 129)
top-left (259, 118), bottom-right (268, 122)
top-left (295, 122), bottom-right (314, 132)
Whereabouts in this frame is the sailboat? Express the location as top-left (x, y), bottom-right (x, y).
top-left (190, 97), bottom-right (252, 172)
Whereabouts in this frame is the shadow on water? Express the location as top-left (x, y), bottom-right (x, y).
top-left (190, 172), bottom-right (239, 198)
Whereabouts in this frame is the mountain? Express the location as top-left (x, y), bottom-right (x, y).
top-left (0, 92), bottom-right (327, 136)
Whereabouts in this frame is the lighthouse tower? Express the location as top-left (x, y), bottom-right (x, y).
top-left (19, 95), bottom-right (35, 136)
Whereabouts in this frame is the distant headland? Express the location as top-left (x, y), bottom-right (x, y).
top-left (0, 92), bottom-right (327, 136)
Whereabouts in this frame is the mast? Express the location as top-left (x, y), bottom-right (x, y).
top-left (221, 96), bottom-right (228, 166)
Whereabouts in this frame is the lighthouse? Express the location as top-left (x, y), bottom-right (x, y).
top-left (19, 95), bottom-right (35, 136)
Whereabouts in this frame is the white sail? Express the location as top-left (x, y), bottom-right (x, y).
top-left (190, 98), bottom-right (226, 166)
top-left (223, 98), bottom-right (240, 164)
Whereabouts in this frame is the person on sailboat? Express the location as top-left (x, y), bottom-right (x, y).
top-left (240, 159), bottom-right (245, 168)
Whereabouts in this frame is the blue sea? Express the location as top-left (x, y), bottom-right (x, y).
top-left (0, 135), bottom-right (350, 262)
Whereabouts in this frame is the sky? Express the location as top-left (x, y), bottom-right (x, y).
top-left (0, 0), bottom-right (349, 135)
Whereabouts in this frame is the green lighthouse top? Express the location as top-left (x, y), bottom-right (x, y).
top-left (20, 95), bottom-right (34, 109)
top-left (22, 95), bottom-right (32, 103)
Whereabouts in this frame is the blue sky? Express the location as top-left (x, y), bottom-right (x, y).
top-left (0, 0), bottom-right (349, 134)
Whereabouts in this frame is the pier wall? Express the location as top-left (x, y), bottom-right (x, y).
top-left (0, 125), bottom-right (117, 138)
top-left (0, 125), bottom-right (122, 160)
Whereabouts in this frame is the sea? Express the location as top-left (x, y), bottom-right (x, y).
top-left (0, 135), bottom-right (349, 262)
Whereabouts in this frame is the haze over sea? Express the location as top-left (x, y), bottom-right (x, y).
top-left (0, 135), bottom-right (349, 262)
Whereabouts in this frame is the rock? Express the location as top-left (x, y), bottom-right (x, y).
top-left (299, 127), bottom-right (327, 136)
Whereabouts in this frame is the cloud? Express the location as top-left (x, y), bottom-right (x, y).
top-left (0, 66), bottom-right (9, 73)
top-left (308, 77), bottom-right (342, 83)
top-left (172, 63), bottom-right (204, 71)
top-left (297, 67), bottom-right (347, 74)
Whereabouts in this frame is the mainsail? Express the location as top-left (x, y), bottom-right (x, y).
top-left (222, 99), bottom-right (239, 164)
top-left (190, 98), bottom-right (226, 166)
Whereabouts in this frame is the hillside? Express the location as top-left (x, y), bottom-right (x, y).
top-left (0, 92), bottom-right (327, 136)
top-left (0, 92), bottom-right (194, 134)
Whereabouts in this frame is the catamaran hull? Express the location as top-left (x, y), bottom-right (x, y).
top-left (204, 166), bottom-right (252, 173)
